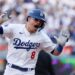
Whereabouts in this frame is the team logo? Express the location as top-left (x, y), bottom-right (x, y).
top-left (13, 38), bottom-right (40, 51)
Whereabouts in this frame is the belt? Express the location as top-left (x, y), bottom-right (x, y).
top-left (7, 63), bottom-right (34, 72)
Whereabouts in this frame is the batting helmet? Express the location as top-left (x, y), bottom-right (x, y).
top-left (27, 9), bottom-right (46, 22)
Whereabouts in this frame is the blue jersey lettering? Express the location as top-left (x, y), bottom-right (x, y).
top-left (13, 38), bottom-right (40, 51)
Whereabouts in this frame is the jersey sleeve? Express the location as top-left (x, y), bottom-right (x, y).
top-left (41, 32), bottom-right (57, 53)
top-left (1, 24), bottom-right (14, 38)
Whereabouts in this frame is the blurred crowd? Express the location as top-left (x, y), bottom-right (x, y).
top-left (0, 0), bottom-right (75, 75)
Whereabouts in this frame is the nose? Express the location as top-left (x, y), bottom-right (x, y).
top-left (36, 20), bottom-right (41, 24)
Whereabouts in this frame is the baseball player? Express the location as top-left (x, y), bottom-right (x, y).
top-left (0, 9), bottom-right (70, 75)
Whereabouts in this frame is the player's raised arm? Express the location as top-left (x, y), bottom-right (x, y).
top-left (51, 27), bottom-right (70, 55)
top-left (0, 12), bottom-right (7, 34)
top-left (0, 10), bottom-right (14, 37)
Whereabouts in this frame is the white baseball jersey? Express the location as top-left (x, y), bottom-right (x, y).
top-left (2, 24), bottom-right (56, 68)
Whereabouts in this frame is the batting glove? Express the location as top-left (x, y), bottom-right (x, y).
top-left (57, 27), bottom-right (70, 46)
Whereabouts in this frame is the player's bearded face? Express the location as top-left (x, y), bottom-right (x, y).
top-left (27, 17), bottom-right (43, 33)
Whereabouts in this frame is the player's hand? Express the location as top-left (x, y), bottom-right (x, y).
top-left (57, 27), bottom-right (70, 45)
top-left (1, 12), bottom-right (9, 20)
top-left (0, 12), bottom-right (9, 24)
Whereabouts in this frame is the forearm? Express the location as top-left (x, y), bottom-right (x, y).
top-left (51, 27), bottom-right (70, 56)
top-left (51, 44), bottom-right (64, 56)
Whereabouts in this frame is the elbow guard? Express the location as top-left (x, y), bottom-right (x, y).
top-left (0, 26), bottom-right (3, 34)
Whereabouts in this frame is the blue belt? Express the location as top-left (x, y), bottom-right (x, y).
top-left (7, 63), bottom-right (34, 72)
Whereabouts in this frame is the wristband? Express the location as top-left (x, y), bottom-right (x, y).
top-left (55, 44), bottom-right (63, 52)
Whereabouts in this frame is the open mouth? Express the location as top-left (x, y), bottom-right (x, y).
top-left (34, 25), bottom-right (40, 29)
